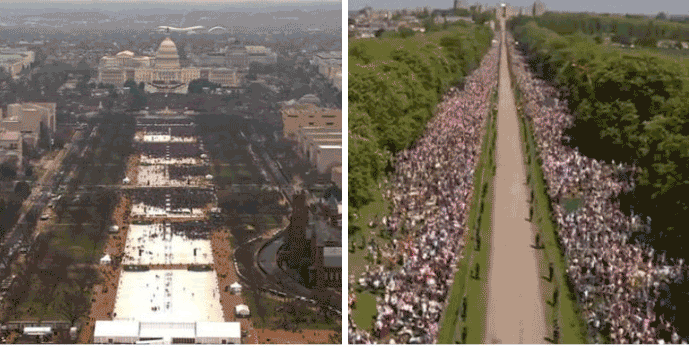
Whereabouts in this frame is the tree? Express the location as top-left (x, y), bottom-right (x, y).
top-left (123, 79), bottom-right (137, 90)
top-left (0, 160), bottom-right (17, 180)
top-left (374, 28), bottom-right (385, 38)
top-left (188, 79), bottom-right (221, 94)
top-left (53, 283), bottom-right (89, 326)
top-left (14, 180), bottom-right (30, 199)
top-left (656, 12), bottom-right (668, 21)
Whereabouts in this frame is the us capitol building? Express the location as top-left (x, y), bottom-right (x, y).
top-left (98, 37), bottom-right (240, 94)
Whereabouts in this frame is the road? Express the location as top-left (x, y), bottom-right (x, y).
top-left (0, 132), bottom-right (81, 260)
top-left (483, 19), bottom-right (547, 344)
top-left (0, 129), bottom-right (84, 278)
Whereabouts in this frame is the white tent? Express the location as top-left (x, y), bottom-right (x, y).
top-left (235, 304), bottom-right (250, 317)
top-left (230, 282), bottom-right (242, 295)
top-left (122, 177), bottom-right (130, 184)
top-left (205, 174), bottom-right (213, 180)
top-left (100, 254), bottom-right (112, 265)
top-left (108, 225), bottom-right (119, 233)
top-left (24, 327), bottom-right (51, 336)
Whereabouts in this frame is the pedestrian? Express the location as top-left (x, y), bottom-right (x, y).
top-left (553, 287), bottom-right (559, 306)
top-left (475, 234), bottom-right (481, 251)
top-left (474, 263), bottom-right (480, 279)
top-left (462, 326), bottom-right (468, 343)
top-left (553, 322), bottom-right (560, 344)
top-left (535, 233), bottom-right (541, 249)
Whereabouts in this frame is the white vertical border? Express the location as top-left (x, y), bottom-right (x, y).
top-left (341, 0), bottom-right (349, 343)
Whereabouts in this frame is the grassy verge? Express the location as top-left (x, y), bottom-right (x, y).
top-left (348, 184), bottom-right (389, 331)
top-left (438, 88), bottom-right (499, 344)
top-left (507, 45), bottom-right (589, 344)
top-left (350, 290), bottom-right (377, 332)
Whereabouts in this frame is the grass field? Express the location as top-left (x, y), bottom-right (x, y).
top-left (509, 50), bottom-right (589, 344)
top-left (438, 89), bottom-right (498, 344)
top-left (348, 184), bottom-right (389, 332)
top-left (350, 290), bottom-right (377, 332)
top-left (348, 184), bottom-right (391, 279)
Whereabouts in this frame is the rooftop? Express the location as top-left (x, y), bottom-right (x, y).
top-left (323, 247), bottom-right (342, 268)
top-left (0, 131), bottom-right (21, 142)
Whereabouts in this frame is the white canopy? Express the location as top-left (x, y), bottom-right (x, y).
top-left (234, 304), bottom-right (250, 317)
top-left (108, 225), bottom-right (119, 233)
top-left (100, 254), bottom-right (112, 264)
top-left (205, 174), bottom-right (213, 180)
top-left (230, 282), bottom-right (242, 293)
top-left (122, 177), bottom-right (130, 184)
top-left (24, 327), bottom-right (52, 336)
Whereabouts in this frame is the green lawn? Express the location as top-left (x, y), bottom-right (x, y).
top-left (348, 184), bottom-right (391, 279)
top-left (438, 89), bottom-right (498, 344)
top-left (511, 59), bottom-right (589, 344)
top-left (350, 290), bottom-right (378, 332)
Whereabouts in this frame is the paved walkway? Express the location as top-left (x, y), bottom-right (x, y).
top-left (483, 19), bottom-right (547, 344)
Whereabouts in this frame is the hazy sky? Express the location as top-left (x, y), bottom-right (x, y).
top-left (349, 0), bottom-right (687, 16)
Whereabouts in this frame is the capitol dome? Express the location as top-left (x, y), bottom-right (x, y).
top-left (155, 37), bottom-right (180, 69)
top-left (116, 50), bottom-right (135, 57)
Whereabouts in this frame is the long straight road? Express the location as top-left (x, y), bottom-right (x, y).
top-left (483, 19), bottom-right (547, 344)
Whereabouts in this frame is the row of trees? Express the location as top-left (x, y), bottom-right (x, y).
top-left (349, 25), bottom-right (493, 217)
top-left (510, 20), bottom-right (689, 259)
top-left (510, 13), bottom-right (689, 48)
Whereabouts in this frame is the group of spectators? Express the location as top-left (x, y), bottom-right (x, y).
top-left (508, 33), bottom-right (685, 344)
top-left (136, 117), bottom-right (194, 126)
top-left (137, 143), bottom-right (203, 158)
top-left (171, 220), bottom-right (212, 240)
top-left (129, 188), bottom-right (216, 211)
top-left (137, 125), bottom-right (196, 136)
top-left (348, 43), bottom-right (500, 344)
top-left (169, 165), bottom-right (209, 180)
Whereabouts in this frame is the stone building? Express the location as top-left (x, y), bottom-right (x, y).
top-left (98, 37), bottom-right (241, 93)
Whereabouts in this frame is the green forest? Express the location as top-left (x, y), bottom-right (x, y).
top-left (348, 23), bottom-right (494, 220)
top-left (509, 18), bottom-right (689, 260)
top-left (510, 13), bottom-right (689, 47)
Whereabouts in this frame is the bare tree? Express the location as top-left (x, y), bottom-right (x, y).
top-left (53, 283), bottom-right (89, 326)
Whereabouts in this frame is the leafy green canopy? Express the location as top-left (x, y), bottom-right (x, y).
top-left (510, 12), bottom-right (689, 44)
top-left (348, 25), bottom-right (493, 212)
top-left (511, 21), bottom-right (689, 255)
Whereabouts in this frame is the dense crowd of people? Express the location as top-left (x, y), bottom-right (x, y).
top-left (169, 165), bottom-right (209, 180)
top-left (136, 118), bottom-right (194, 126)
top-left (129, 188), bottom-right (215, 210)
top-left (508, 33), bottom-right (685, 344)
top-left (348, 42), bottom-right (500, 344)
top-left (171, 220), bottom-right (212, 240)
top-left (137, 125), bottom-right (196, 136)
top-left (137, 143), bottom-right (202, 158)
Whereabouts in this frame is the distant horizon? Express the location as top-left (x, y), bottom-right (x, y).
top-left (5, 0), bottom-right (341, 3)
top-left (348, 1), bottom-right (686, 16)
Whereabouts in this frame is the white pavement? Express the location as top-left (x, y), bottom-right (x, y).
top-left (483, 19), bottom-right (547, 344)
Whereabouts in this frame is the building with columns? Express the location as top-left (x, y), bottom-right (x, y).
top-left (98, 38), bottom-right (241, 94)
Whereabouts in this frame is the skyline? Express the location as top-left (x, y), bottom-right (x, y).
top-left (348, 0), bottom-right (686, 16)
